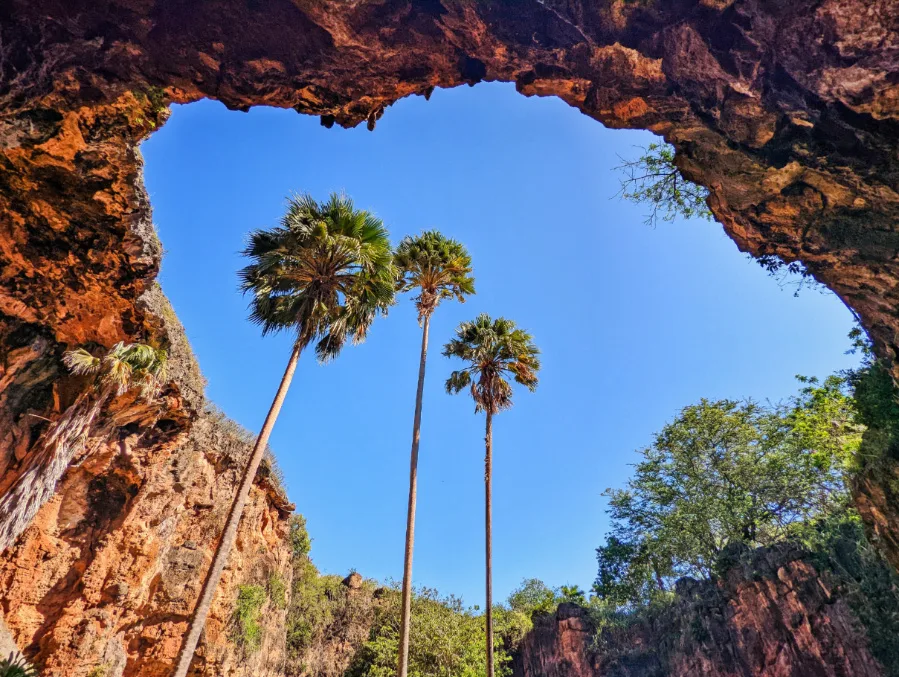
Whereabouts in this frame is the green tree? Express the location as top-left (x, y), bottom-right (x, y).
top-left (394, 230), bottom-right (475, 677)
top-left (507, 579), bottom-right (588, 618)
top-left (507, 579), bottom-right (558, 617)
top-left (347, 587), bottom-right (525, 677)
top-left (616, 142), bottom-right (712, 226)
top-left (0, 341), bottom-right (167, 552)
top-left (596, 389), bottom-right (858, 606)
top-left (444, 315), bottom-right (540, 677)
top-left (173, 193), bottom-right (395, 677)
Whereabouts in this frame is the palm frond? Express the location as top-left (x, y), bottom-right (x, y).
top-left (443, 314), bottom-right (540, 414)
top-left (395, 230), bottom-right (475, 320)
top-left (63, 341), bottom-right (168, 399)
top-left (62, 348), bottom-right (101, 376)
top-left (445, 370), bottom-right (472, 395)
top-left (239, 192), bottom-right (395, 358)
top-left (0, 652), bottom-right (37, 677)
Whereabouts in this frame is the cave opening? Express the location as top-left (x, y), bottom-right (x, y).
top-left (139, 81), bottom-right (861, 608)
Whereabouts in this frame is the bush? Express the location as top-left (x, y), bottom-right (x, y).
top-left (232, 584), bottom-right (268, 653)
top-left (268, 572), bottom-right (288, 610)
top-left (804, 513), bottom-right (899, 676)
top-left (507, 578), bottom-right (589, 618)
top-left (289, 514), bottom-right (312, 560)
top-left (346, 586), bottom-right (527, 677)
top-left (508, 579), bottom-right (557, 617)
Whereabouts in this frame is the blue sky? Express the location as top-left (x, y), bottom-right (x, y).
top-left (142, 82), bottom-right (860, 607)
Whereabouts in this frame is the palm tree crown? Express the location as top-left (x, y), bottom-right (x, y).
top-left (63, 341), bottom-right (168, 398)
top-left (239, 192), bottom-right (395, 361)
top-left (0, 341), bottom-right (168, 553)
top-left (394, 230), bottom-right (475, 322)
top-left (443, 314), bottom-right (540, 413)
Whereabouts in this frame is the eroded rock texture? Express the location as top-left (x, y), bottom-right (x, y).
top-left (1, 0), bottom-right (898, 369)
top-left (854, 460), bottom-right (899, 571)
top-left (512, 546), bottom-right (886, 677)
top-left (0, 289), bottom-right (294, 676)
top-left (0, 0), bottom-right (898, 674)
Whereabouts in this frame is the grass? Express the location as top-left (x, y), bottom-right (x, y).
top-left (232, 584), bottom-right (268, 653)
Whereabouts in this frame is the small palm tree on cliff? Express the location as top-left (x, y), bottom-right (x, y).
top-left (394, 231), bottom-right (475, 677)
top-left (0, 652), bottom-right (37, 677)
top-left (0, 342), bottom-right (167, 552)
top-left (443, 314), bottom-right (540, 677)
top-left (173, 192), bottom-right (395, 677)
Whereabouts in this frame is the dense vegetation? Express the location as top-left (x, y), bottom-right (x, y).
top-left (585, 331), bottom-right (899, 673)
top-left (594, 376), bottom-right (859, 606)
top-left (284, 516), bottom-right (531, 677)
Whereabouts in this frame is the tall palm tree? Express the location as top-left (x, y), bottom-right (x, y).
top-left (394, 231), bottom-right (474, 677)
top-left (173, 193), bottom-right (395, 677)
top-left (0, 341), bottom-right (168, 552)
top-left (443, 315), bottom-right (540, 677)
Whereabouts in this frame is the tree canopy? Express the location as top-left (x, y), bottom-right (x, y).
top-left (394, 230), bottom-right (475, 322)
top-left (239, 192), bottom-right (395, 362)
top-left (443, 314), bottom-right (540, 414)
top-left (595, 380), bottom-right (860, 606)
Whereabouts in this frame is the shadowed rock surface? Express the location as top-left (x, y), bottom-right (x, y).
top-left (1, 0), bottom-right (899, 674)
top-left (512, 545), bottom-right (888, 677)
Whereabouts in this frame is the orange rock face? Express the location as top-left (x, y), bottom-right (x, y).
top-left (0, 1), bottom-right (898, 675)
top-left (0, 290), bottom-right (293, 676)
top-left (0, 0), bottom-right (898, 372)
top-left (513, 546), bottom-right (885, 677)
top-left (0, 399), bottom-right (293, 677)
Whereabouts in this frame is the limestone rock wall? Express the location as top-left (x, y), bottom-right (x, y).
top-left (512, 546), bottom-right (886, 677)
top-left (854, 459), bottom-right (899, 572)
top-left (1, 0), bottom-right (898, 372)
top-left (1, 1), bottom-right (899, 675)
top-left (0, 284), bottom-right (294, 676)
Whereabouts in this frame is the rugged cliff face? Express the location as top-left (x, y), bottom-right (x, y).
top-left (0, 286), bottom-right (295, 676)
top-left (513, 545), bottom-right (889, 677)
top-left (0, 0), bottom-right (898, 674)
top-left (1, 0), bottom-right (898, 373)
top-left (854, 460), bottom-right (899, 572)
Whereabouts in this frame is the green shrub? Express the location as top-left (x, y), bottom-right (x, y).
top-left (346, 587), bottom-right (525, 677)
top-left (232, 584), bottom-right (268, 653)
top-left (289, 514), bottom-right (312, 559)
top-left (268, 572), bottom-right (288, 610)
top-left (508, 578), bottom-right (558, 617)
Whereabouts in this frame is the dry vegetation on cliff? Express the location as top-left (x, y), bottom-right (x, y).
top-left (2, 0), bottom-right (899, 674)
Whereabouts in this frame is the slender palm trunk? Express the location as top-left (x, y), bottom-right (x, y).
top-left (173, 343), bottom-right (302, 677)
top-left (484, 410), bottom-right (495, 677)
top-left (397, 313), bottom-right (431, 677)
